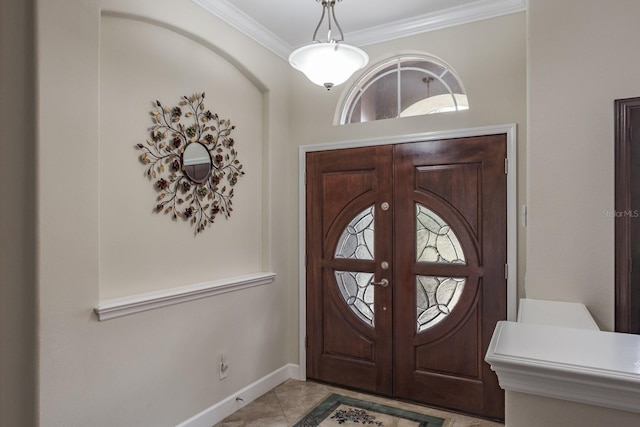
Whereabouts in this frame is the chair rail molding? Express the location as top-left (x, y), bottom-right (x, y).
top-left (94, 272), bottom-right (276, 321)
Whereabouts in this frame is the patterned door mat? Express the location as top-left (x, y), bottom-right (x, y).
top-left (293, 393), bottom-right (446, 427)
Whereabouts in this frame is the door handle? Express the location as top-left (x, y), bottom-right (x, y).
top-left (372, 278), bottom-right (389, 287)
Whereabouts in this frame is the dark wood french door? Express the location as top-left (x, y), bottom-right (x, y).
top-left (306, 135), bottom-right (507, 419)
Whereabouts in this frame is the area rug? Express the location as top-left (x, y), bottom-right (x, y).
top-left (293, 393), bottom-right (446, 427)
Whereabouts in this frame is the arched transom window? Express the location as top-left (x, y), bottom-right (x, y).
top-left (338, 54), bottom-right (469, 125)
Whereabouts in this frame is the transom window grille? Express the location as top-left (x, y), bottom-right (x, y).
top-left (339, 54), bottom-right (469, 125)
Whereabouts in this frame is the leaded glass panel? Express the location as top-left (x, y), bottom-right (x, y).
top-left (335, 206), bottom-right (374, 260)
top-left (416, 204), bottom-right (465, 264)
top-left (335, 271), bottom-right (375, 327)
top-left (416, 276), bottom-right (466, 332)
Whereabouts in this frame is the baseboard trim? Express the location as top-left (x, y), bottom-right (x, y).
top-left (177, 363), bottom-right (301, 427)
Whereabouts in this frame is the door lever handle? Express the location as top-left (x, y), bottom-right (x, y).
top-left (372, 278), bottom-right (389, 287)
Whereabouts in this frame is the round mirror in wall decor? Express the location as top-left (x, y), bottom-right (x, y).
top-left (136, 92), bottom-right (244, 234)
top-left (182, 141), bottom-right (212, 183)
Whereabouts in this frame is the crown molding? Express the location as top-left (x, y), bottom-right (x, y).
top-left (348, 0), bottom-right (527, 47)
top-left (193, 0), bottom-right (526, 61)
top-left (192, 0), bottom-right (291, 59)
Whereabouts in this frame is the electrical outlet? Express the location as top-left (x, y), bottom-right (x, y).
top-left (219, 353), bottom-right (229, 380)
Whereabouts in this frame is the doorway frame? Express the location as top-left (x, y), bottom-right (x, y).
top-left (614, 97), bottom-right (640, 332)
top-left (297, 124), bottom-right (518, 380)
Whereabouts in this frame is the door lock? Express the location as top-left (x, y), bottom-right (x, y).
top-left (371, 278), bottom-right (389, 287)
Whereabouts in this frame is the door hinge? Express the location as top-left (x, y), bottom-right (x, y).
top-left (505, 263), bottom-right (509, 280)
top-left (504, 158), bottom-right (508, 174)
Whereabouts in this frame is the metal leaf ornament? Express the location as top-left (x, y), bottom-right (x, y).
top-left (136, 92), bottom-right (244, 234)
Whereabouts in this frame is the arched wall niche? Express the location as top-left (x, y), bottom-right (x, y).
top-left (101, 11), bottom-right (268, 93)
top-left (99, 12), bottom-right (266, 299)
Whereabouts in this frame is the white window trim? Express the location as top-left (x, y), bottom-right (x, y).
top-left (336, 53), bottom-right (468, 125)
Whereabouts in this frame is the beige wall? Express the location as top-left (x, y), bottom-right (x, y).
top-left (508, 2), bottom-right (640, 426)
top-left (99, 15), bottom-right (264, 299)
top-left (288, 12), bottom-right (528, 355)
top-left (506, 391), bottom-right (640, 427)
top-left (33, 4), bottom-right (525, 425)
top-left (527, 0), bottom-right (640, 330)
top-left (18, 0), bottom-right (638, 424)
top-left (291, 14), bottom-right (527, 145)
top-left (36, 0), bottom-right (292, 425)
top-left (0, 1), bottom-right (37, 425)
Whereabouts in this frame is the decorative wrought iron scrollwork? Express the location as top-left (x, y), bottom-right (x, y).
top-left (136, 92), bottom-right (244, 234)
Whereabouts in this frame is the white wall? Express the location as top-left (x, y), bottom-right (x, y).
top-left (0, 0), bottom-right (37, 425)
top-left (36, 0), bottom-right (292, 425)
top-left (527, 0), bottom-right (640, 330)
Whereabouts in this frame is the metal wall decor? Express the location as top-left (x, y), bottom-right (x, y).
top-left (136, 92), bottom-right (244, 234)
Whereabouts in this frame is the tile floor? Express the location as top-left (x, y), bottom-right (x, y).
top-left (215, 379), bottom-right (504, 427)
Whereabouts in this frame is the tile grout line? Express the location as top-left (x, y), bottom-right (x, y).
top-left (270, 386), bottom-right (291, 425)
top-left (217, 379), bottom-right (503, 427)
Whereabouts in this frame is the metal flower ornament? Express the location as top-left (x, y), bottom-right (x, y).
top-left (136, 92), bottom-right (244, 234)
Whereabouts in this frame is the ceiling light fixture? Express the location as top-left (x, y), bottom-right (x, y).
top-left (289, 0), bottom-right (369, 90)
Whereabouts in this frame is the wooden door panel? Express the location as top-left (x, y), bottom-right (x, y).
top-left (415, 307), bottom-right (481, 378)
top-left (408, 373), bottom-right (485, 414)
top-left (323, 292), bottom-right (375, 360)
top-left (316, 355), bottom-right (377, 389)
top-left (306, 145), bottom-right (394, 396)
top-left (394, 136), bottom-right (506, 419)
top-left (322, 172), bottom-right (375, 234)
top-left (415, 163), bottom-right (481, 236)
top-left (307, 136), bottom-right (506, 419)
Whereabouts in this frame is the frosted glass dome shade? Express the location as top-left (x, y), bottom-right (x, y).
top-left (289, 42), bottom-right (369, 90)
